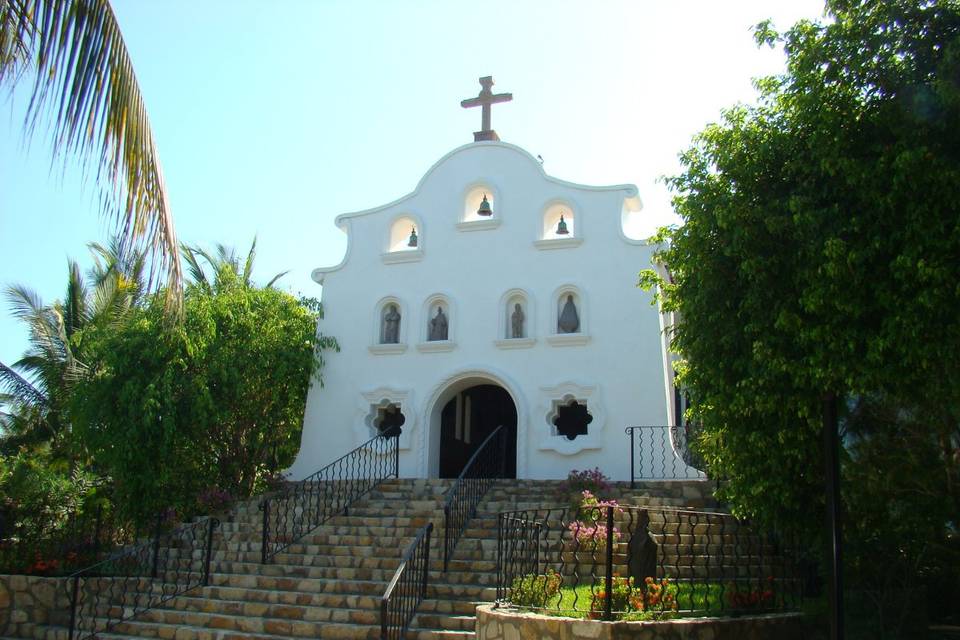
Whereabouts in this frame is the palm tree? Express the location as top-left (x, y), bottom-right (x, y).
top-left (0, 241), bottom-right (147, 454)
top-left (182, 238), bottom-right (289, 293)
top-left (0, 0), bottom-right (181, 310)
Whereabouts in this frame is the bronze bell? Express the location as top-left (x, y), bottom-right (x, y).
top-left (477, 194), bottom-right (493, 216)
top-left (556, 214), bottom-right (569, 235)
top-left (408, 226), bottom-right (418, 247)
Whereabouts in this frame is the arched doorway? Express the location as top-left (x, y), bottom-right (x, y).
top-left (430, 381), bottom-right (518, 479)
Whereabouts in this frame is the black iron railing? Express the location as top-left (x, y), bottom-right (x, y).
top-left (625, 425), bottom-right (707, 485)
top-left (67, 516), bottom-right (219, 640)
top-left (0, 504), bottom-right (121, 576)
top-left (380, 522), bottom-right (433, 640)
top-left (260, 432), bottom-right (399, 563)
top-left (442, 425), bottom-right (506, 572)
top-left (497, 504), bottom-right (802, 620)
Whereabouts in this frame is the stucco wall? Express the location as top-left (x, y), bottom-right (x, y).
top-left (476, 604), bottom-right (805, 640)
top-left (290, 141), bottom-right (688, 482)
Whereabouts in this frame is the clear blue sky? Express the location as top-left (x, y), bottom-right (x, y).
top-left (0, 0), bottom-right (826, 369)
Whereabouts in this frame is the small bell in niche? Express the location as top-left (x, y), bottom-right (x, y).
top-left (556, 214), bottom-right (570, 235)
top-left (477, 194), bottom-right (493, 217)
top-left (407, 226), bottom-right (418, 248)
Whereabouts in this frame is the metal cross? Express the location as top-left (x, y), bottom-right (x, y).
top-left (461, 76), bottom-right (512, 141)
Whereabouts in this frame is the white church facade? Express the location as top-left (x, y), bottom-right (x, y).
top-left (287, 79), bottom-right (685, 482)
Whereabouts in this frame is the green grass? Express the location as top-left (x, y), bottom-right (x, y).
top-left (520, 581), bottom-right (736, 620)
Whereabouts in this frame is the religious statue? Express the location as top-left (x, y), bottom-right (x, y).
top-left (428, 306), bottom-right (448, 341)
top-left (511, 303), bottom-right (525, 339)
top-left (558, 294), bottom-right (580, 333)
top-left (382, 304), bottom-right (401, 344)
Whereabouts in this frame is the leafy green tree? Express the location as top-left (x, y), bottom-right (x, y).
top-left (73, 243), bottom-right (335, 524)
top-left (641, 0), bottom-right (960, 633)
top-left (1, 0), bottom-right (181, 306)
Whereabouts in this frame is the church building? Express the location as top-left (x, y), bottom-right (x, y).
top-left (287, 77), bottom-right (684, 482)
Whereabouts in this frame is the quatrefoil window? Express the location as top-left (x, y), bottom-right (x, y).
top-left (553, 400), bottom-right (593, 441)
top-left (374, 403), bottom-right (406, 437)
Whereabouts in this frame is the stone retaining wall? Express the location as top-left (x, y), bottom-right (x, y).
top-left (476, 604), bottom-right (804, 640)
top-left (0, 574), bottom-right (70, 638)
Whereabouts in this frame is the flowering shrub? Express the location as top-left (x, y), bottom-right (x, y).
top-left (725, 577), bottom-right (776, 610)
top-left (567, 490), bottom-right (623, 551)
top-left (559, 468), bottom-right (611, 509)
top-left (510, 569), bottom-right (562, 608)
top-left (589, 576), bottom-right (678, 620)
top-left (197, 486), bottom-right (234, 514)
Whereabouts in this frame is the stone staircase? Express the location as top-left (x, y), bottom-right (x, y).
top-left (16, 478), bottom-right (719, 640)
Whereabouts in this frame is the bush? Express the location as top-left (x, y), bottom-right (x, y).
top-left (559, 468), bottom-right (611, 510)
top-left (510, 569), bottom-right (562, 608)
top-left (567, 490), bottom-right (623, 551)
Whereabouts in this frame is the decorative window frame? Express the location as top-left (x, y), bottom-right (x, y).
top-left (457, 181), bottom-right (502, 232)
top-left (369, 296), bottom-right (409, 355)
top-left (546, 284), bottom-right (590, 346)
top-left (534, 198), bottom-right (583, 250)
top-left (417, 293), bottom-right (456, 352)
top-left (382, 213), bottom-right (424, 264)
top-left (537, 381), bottom-right (605, 455)
top-left (356, 387), bottom-right (415, 451)
top-left (494, 288), bottom-right (536, 349)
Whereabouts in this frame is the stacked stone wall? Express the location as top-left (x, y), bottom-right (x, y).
top-left (0, 574), bottom-right (70, 638)
top-left (476, 604), bottom-right (804, 640)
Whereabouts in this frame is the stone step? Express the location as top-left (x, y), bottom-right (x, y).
top-left (410, 613), bottom-right (476, 632)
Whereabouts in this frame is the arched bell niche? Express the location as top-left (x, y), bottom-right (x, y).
top-left (462, 183), bottom-right (499, 223)
top-left (542, 201), bottom-right (576, 240)
top-left (388, 215), bottom-right (421, 253)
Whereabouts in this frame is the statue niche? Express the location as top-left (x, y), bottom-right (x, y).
top-left (381, 304), bottom-right (401, 344)
top-left (428, 306), bottom-right (448, 341)
top-left (558, 294), bottom-right (580, 334)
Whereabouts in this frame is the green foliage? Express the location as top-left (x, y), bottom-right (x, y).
top-left (509, 569), bottom-right (562, 608)
top-left (643, 0), bottom-right (960, 633)
top-left (73, 254), bottom-right (333, 526)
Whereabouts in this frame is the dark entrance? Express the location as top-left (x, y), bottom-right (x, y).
top-left (439, 384), bottom-right (517, 479)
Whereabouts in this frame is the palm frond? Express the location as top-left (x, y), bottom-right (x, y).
top-left (63, 259), bottom-right (89, 337)
top-left (242, 236), bottom-right (257, 286)
top-left (6, 0), bottom-right (181, 312)
top-left (181, 243), bottom-right (210, 290)
top-left (265, 270), bottom-right (289, 289)
top-left (0, 360), bottom-right (48, 407)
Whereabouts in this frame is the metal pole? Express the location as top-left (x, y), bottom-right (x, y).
top-left (604, 505), bottom-right (614, 621)
top-left (629, 428), bottom-right (636, 489)
top-left (151, 512), bottom-right (162, 579)
top-left (67, 574), bottom-right (80, 640)
top-left (823, 393), bottom-right (844, 640)
top-left (394, 433), bottom-right (400, 479)
top-left (443, 505), bottom-right (450, 573)
top-left (260, 499), bottom-right (270, 565)
top-left (422, 524), bottom-right (432, 600)
top-left (203, 518), bottom-right (217, 586)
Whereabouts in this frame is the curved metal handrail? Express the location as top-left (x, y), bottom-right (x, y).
top-left (442, 425), bottom-right (506, 571)
top-left (380, 522), bottom-right (433, 640)
top-left (260, 432), bottom-right (399, 563)
top-left (67, 516), bottom-right (220, 640)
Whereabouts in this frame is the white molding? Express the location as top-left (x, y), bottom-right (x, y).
top-left (537, 381), bottom-right (605, 455)
top-left (368, 343), bottom-right (408, 355)
top-left (546, 333), bottom-right (591, 347)
top-left (494, 338), bottom-right (536, 350)
top-left (534, 237), bottom-right (583, 251)
top-left (416, 340), bottom-right (456, 353)
top-left (456, 218), bottom-right (502, 232)
top-left (381, 248), bottom-right (423, 264)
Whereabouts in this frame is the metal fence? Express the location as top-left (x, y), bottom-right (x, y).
top-left (497, 504), bottom-right (801, 620)
top-left (67, 516), bottom-right (218, 640)
top-left (625, 425), bottom-right (707, 484)
top-left (380, 522), bottom-right (433, 640)
top-left (260, 432), bottom-right (399, 563)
